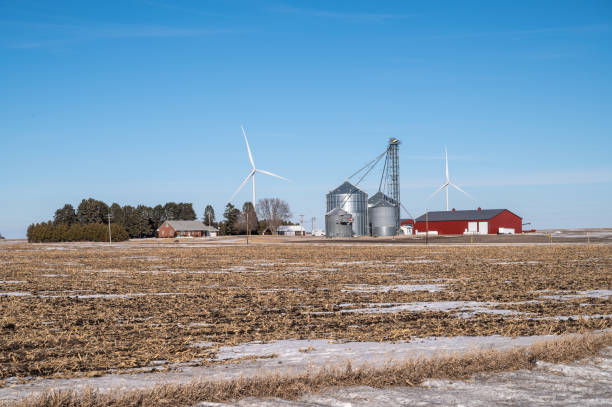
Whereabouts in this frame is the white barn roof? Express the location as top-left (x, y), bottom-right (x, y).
top-left (160, 220), bottom-right (218, 232)
top-left (277, 225), bottom-right (306, 232)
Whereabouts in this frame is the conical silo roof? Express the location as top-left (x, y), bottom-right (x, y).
top-left (368, 191), bottom-right (398, 206)
top-left (325, 207), bottom-right (349, 217)
top-left (371, 199), bottom-right (395, 207)
top-left (329, 181), bottom-right (366, 196)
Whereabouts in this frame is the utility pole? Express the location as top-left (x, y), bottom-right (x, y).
top-left (107, 213), bottom-right (112, 245)
top-left (425, 209), bottom-right (429, 245)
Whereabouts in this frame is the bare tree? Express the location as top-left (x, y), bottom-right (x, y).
top-left (236, 202), bottom-right (258, 234)
top-left (256, 198), bottom-right (292, 234)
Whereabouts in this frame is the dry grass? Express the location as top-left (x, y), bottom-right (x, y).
top-left (5, 331), bottom-right (611, 407)
top-left (0, 242), bottom-right (610, 381)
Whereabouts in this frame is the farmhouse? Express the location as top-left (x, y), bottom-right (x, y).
top-left (277, 225), bottom-right (307, 236)
top-left (413, 208), bottom-right (522, 235)
top-left (157, 220), bottom-right (218, 238)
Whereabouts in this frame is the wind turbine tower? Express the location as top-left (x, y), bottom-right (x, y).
top-left (229, 126), bottom-right (290, 204)
top-left (427, 147), bottom-right (475, 211)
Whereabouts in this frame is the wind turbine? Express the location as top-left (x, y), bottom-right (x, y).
top-left (427, 147), bottom-right (475, 211)
top-left (228, 125), bottom-right (290, 205)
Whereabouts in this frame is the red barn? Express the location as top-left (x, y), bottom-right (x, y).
top-left (413, 208), bottom-right (522, 235)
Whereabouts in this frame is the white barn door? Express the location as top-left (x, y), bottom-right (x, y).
top-left (478, 221), bottom-right (488, 235)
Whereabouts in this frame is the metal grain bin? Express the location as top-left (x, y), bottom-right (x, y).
top-left (368, 192), bottom-right (399, 236)
top-left (370, 200), bottom-right (398, 237)
top-left (325, 207), bottom-right (353, 238)
top-left (326, 181), bottom-right (368, 236)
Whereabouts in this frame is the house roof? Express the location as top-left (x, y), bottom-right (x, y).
top-left (414, 209), bottom-right (515, 222)
top-left (162, 220), bottom-right (218, 232)
top-left (278, 225), bottom-right (306, 232)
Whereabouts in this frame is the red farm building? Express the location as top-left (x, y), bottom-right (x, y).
top-left (157, 220), bottom-right (218, 238)
top-left (412, 208), bottom-right (522, 235)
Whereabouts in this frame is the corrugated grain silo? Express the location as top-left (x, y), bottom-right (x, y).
top-left (369, 200), bottom-right (398, 236)
top-left (326, 181), bottom-right (368, 236)
top-left (368, 191), bottom-right (399, 236)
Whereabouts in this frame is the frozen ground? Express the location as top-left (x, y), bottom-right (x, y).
top-left (539, 290), bottom-right (612, 300)
top-left (3, 338), bottom-right (607, 405)
top-left (195, 347), bottom-right (612, 406)
top-left (0, 335), bottom-right (566, 401)
top-left (339, 300), bottom-right (528, 316)
top-left (0, 336), bottom-right (568, 400)
top-left (341, 284), bottom-right (445, 293)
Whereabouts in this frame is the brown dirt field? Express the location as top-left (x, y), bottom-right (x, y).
top-left (0, 242), bottom-right (610, 382)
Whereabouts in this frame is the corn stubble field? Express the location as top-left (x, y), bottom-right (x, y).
top-left (0, 240), bottom-right (611, 389)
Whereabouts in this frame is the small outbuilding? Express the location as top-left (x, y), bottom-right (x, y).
top-left (157, 220), bottom-right (218, 238)
top-left (413, 208), bottom-right (522, 235)
top-left (277, 225), bottom-right (307, 236)
top-left (400, 218), bottom-right (414, 235)
top-left (325, 207), bottom-right (354, 238)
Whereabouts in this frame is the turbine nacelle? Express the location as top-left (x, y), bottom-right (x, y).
top-left (427, 147), bottom-right (475, 211)
top-left (228, 126), bottom-right (290, 204)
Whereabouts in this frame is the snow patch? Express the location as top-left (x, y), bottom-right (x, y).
top-left (342, 284), bottom-right (445, 293)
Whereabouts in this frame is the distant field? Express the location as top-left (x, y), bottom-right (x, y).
top-left (291, 228), bottom-right (612, 245)
top-left (1, 240), bottom-right (610, 388)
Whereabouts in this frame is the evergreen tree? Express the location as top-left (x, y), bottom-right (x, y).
top-left (203, 205), bottom-right (215, 227)
top-left (53, 204), bottom-right (78, 225)
top-left (177, 203), bottom-right (197, 220)
top-left (151, 204), bottom-right (165, 231)
top-left (26, 222), bottom-right (129, 242)
top-left (221, 203), bottom-right (240, 235)
top-left (77, 198), bottom-right (109, 224)
top-left (136, 205), bottom-right (153, 237)
top-left (110, 203), bottom-right (123, 226)
top-left (164, 202), bottom-right (179, 220)
top-left (121, 205), bottom-right (141, 238)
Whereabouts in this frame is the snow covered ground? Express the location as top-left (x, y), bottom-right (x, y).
top-left (0, 335), bottom-right (585, 401)
top-left (195, 347), bottom-right (612, 406)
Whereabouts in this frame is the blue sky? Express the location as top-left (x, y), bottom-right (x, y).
top-left (1, 0), bottom-right (611, 238)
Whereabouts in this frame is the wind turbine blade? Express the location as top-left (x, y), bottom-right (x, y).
top-left (241, 125), bottom-right (255, 168)
top-left (426, 182), bottom-right (449, 201)
top-left (228, 170), bottom-right (254, 202)
top-left (445, 146), bottom-right (449, 181)
top-left (450, 182), bottom-right (475, 200)
top-left (256, 169), bottom-right (290, 182)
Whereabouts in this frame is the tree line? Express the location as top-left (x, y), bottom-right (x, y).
top-left (53, 198), bottom-right (197, 238)
top-left (26, 197), bottom-right (295, 242)
top-left (27, 222), bottom-right (129, 243)
top-left (28, 198), bottom-right (198, 242)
